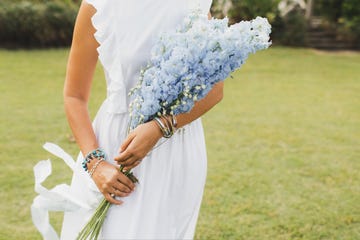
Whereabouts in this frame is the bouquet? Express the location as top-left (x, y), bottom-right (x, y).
top-left (128, 12), bottom-right (271, 129)
top-left (81, 11), bottom-right (271, 240)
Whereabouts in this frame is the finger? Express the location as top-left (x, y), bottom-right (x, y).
top-left (122, 162), bottom-right (141, 172)
top-left (132, 160), bottom-right (142, 169)
top-left (113, 180), bottom-right (132, 194)
top-left (118, 172), bottom-right (136, 190)
top-left (105, 192), bottom-right (123, 205)
top-left (119, 155), bottom-right (139, 168)
top-left (123, 160), bottom-right (142, 171)
top-left (114, 150), bottom-right (133, 163)
top-left (119, 134), bottom-right (136, 153)
top-left (113, 187), bottom-right (131, 198)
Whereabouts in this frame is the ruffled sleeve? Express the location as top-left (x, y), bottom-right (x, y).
top-left (84, 0), bottom-right (213, 114)
top-left (85, 0), bottom-right (128, 114)
top-left (85, 0), bottom-right (108, 48)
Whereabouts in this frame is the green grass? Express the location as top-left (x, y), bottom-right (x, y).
top-left (0, 47), bottom-right (359, 239)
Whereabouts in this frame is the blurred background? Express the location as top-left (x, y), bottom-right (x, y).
top-left (0, 0), bottom-right (359, 239)
top-left (0, 0), bottom-right (359, 49)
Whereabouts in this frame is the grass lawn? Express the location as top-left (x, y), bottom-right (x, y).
top-left (0, 47), bottom-right (359, 239)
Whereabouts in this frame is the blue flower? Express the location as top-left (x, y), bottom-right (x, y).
top-left (128, 12), bottom-right (271, 129)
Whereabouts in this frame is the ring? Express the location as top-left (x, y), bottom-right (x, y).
top-left (110, 193), bottom-right (115, 198)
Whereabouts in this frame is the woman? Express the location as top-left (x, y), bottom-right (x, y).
top-left (61, 0), bottom-right (223, 239)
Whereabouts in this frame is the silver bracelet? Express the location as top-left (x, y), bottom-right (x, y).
top-left (171, 114), bottom-right (178, 131)
top-left (161, 115), bottom-right (174, 135)
top-left (89, 159), bottom-right (104, 177)
top-left (154, 117), bottom-right (172, 138)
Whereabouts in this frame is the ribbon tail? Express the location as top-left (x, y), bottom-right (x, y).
top-left (31, 159), bottom-right (92, 239)
top-left (43, 142), bottom-right (76, 171)
top-left (31, 160), bottom-right (61, 240)
top-left (31, 197), bottom-right (60, 240)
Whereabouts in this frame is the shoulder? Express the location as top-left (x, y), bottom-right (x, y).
top-left (70, 1), bottom-right (98, 49)
top-left (75, 1), bottom-right (96, 31)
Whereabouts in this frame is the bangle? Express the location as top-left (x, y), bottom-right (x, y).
top-left (171, 114), bottom-right (178, 130)
top-left (89, 159), bottom-right (104, 177)
top-left (82, 148), bottom-right (106, 172)
top-left (154, 117), bottom-right (172, 138)
top-left (154, 115), bottom-right (178, 138)
top-left (154, 117), bottom-right (168, 137)
top-left (161, 115), bottom-right (174, 135)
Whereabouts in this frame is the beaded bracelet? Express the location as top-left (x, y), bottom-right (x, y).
top-left (82, 148), bottom-right (106, 172)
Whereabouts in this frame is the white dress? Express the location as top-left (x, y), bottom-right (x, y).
top-left (60, 0), bottom-right (212, 239)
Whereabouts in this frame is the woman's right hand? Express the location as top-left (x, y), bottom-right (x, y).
top-left (91, 161), bottom-right (136, 205)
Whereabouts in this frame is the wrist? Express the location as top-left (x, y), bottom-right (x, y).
top-left (82, 148), bottom-right (106, 173)
top-left (150, 120), bottom-right (164, 139)
top-left (152, 114), bottom-right (177, 138)
top-left (89, 159), bottom-right (105, 177)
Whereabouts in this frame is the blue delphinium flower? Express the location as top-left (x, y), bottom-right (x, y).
top-left (128, 12), bottom-right (272, 130)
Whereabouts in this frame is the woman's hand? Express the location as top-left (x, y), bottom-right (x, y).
top-left (114, 120), bottom-right (163, 170)
top-left (91, 161), bottom-right (136, 205)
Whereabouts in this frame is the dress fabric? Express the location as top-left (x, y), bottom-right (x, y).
top-left (60, 0), bottom-right (212, 239)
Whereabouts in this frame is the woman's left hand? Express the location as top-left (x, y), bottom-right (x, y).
top-left (114, 120), bottom-right (163, 170)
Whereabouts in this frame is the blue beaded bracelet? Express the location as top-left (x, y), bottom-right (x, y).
top-left (82, 148), bottom-right (106, 172)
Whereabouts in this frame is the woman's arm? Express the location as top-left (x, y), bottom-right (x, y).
top-left (176, 82), bottom-right (223, 128)
top-left (64, 2), bottom-right (135, 204)
top-left (64, 2), bottom-right (98, 156)
top-left (115, 11), bottom-right (223, 169)
top-left (115, 81), bottom-right (224, 170)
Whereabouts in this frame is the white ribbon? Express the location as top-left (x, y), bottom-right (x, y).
top-left (31, 143), bottom-right (93, 240)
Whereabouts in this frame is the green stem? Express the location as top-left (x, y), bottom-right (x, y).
top-left (77, 167), bottom-right (138, 240)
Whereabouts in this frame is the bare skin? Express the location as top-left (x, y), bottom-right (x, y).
top-left (64, 2), bottom-right (223, 205)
